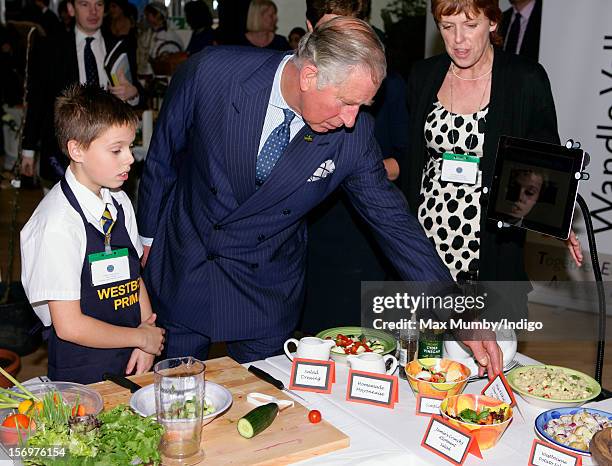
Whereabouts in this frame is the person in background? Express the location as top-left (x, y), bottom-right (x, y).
top-left (184, 0), bottom-right (214, 55)
top-left (215, 0), bottom-right (250, 45)
top-left (34, 0), bottom-right (61, 38)
top-left (287, 26), bottom-right (305, 50)
top-left (401, 0), bottom-right (581, 364)
top-left (20, 84), bottom-right (165, 384)
top-left (104, 0), bottom-right (138, 72)
top-left (58, 0), bottom-right (74, 33)
top-left (498, 0), bottom-right (541, 61)
top-left (20, 0), bottom-right (141, 186)
top-left (137, 1), bottom-right (183, 76)
top-left (239, 0), bottom-right (290, 51)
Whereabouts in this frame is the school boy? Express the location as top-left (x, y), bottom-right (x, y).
top-left (20, 84), bottom-right (164, 384)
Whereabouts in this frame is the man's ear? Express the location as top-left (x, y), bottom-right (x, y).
top-left (299, 63), bottom-right (318, 92)
top-left (489, 21), bottom-right (498, 33)
top-left (67, 1), bottom-right (75, 18)
top-left (67, 140), bottom-right (83, 162)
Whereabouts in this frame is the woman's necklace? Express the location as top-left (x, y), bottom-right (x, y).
top-left (450, 63), bottom-right (492, 81)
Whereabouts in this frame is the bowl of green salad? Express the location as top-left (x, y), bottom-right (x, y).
top-left (130, 381), bottom-right (232, 426)
top-left (315, 327), bottom-right (396, 365)
top-left (506, 365), bottom-right (600, 409)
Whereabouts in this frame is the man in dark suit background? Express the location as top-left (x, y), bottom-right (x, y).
top-left (20, 0), bottom-right (140, 186)
top-left (498, 0), bottom-right (542, 61)
top-left (34, 0), bottom-right (62, 38)
top-left (138, 16), bottom-right (503, 371)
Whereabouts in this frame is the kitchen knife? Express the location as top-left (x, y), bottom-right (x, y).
top-left (103, 373), bottom-right (142, 393)
top-left (247, 365), bottom-right (308, 403)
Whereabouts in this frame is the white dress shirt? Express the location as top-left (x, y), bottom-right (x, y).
top-left (140, 54), bottom-right (305, 247)
top-left (75, 26), bottom-right (109, 88)
top-left (20, 166), bottom-right (143, 326)
top-left (504, 0), bottom-right (536, 54)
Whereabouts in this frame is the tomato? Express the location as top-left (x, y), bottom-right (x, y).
top-left (2, 413), bottom-right (32, 429)
top-left (308, 410), bottom-right (322, 424)
top-left (71, 404), bottom-right (86, 417)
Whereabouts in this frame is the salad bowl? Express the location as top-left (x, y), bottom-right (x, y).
top-left (535, 407), bottom-right (612, 457)
top-left (406, 358), bottom-right (470, 398)
top-left (441, 394), bottom-right (513, 451)
top-left (315, 326), bottom-right (396, 365)
top-left (130, 381), bottom-right (232, 426)
top-left (506, 365), bottom-right (600, 409)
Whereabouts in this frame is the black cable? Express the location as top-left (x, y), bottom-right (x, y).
top-left (575, 194), bottom-right (607, 385)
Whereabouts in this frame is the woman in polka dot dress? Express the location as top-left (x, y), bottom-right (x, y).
top-left (400, 0), bottom-right (582, 300)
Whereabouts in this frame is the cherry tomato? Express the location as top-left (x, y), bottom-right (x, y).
top-left (308, 410), bottom-right (322, 424)
top-left (71, 404), bottom-right (85, 417)
top-left (2, 413), bottom-right (32, 429)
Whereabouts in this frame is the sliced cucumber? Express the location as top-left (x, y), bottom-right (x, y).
top-left (237, 403), bottom-right (279, 439)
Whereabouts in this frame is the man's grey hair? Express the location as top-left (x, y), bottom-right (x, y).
top-left (293, 16), bottom-right (386, 89)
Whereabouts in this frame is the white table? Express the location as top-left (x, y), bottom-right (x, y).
top-left (249, 353), bottom-right (612, 466)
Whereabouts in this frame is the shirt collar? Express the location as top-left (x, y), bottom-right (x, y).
top-left (513, 0), bottom-right (536, 21)
top-left (271, 54), bottom-right (303, 122)
top-left (65, 166), bottom-right (115, 222)
top-left (75, 26), bottom-right (103, 46)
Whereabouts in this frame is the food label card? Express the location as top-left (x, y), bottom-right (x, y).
top-left (528, 439), bottom-right (582, 466)
top-left (415, 394), bottom-right (445, 417)
top-left (289, 358), bottom-right (335, 394)
top-left (421, 416), bottom-right (482, 465)
top-left (481, 372), bottom-right (517, 406)
top-left (345, 370), bottom-right (398, 408)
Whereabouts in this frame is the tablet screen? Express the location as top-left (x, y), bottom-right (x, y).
top-left (487, 136), bottom-right (585, 240)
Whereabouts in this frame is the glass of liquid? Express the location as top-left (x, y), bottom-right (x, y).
top-left (154, 357), bottom-right (206, 465)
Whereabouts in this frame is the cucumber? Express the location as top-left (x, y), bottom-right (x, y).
top-left (237, 403), bottom-right (279, 438)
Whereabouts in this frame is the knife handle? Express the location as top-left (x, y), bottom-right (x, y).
top-left (248, 365), bottom-right (284, 390)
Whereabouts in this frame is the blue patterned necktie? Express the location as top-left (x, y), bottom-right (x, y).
top-left (255, 108), bottom-right (296, 187)
top-left (84, 37), bottom-right (99, 86)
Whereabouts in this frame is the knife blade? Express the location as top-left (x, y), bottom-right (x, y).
top-left (103, 373), bottom-right (142, 393)
top-left (248, 365), bottom-right (308, 404)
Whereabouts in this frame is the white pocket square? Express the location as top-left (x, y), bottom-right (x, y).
top-left (307, 159), bottom-right (335, 182)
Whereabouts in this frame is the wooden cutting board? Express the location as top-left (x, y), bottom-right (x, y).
top-left (89, 356), bottom-right (349, 465)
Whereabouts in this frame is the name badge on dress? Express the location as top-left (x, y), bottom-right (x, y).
top-left (88, 248), bottom-right (130, 286)
top-left (440, 152), bottom-right (479, 185)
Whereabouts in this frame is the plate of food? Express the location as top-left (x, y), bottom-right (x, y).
top-left (130, 381), bottom-right (232, 426)
top-left (315, 327), bottom-right (396, 364)
top-left (506, 365), bottom-right (600, 408)
top-left (535, 407), bottom-right (612, 456)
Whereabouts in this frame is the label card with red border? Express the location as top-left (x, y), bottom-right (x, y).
top-left (345, 370), bottom-right (399, 408)
top-left (288, 358), bottom-right (335, 394)
top-left (481, 372), bottom-right (517, 406)
top-left (421, 416), bottom-right (482, 465)
top-left (416, 393), bottom-right (445, 417)
top-left (528, 439), bottom-right (582, 466)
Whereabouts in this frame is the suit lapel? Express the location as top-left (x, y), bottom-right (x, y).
top-left (226, 54), bottom-right (282, 205)
top-left (66, 31), bottom-right (79, 84)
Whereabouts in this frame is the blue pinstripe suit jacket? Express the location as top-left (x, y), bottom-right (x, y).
top-left (137, 47), bottom-right (452, 342)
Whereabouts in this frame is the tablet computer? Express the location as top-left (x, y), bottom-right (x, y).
top-left (487, 136), bottom-right (586, 240)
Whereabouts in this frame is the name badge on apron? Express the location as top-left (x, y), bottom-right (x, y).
top-left (440, 152), bottom-right (479, 185)
top-left (88, 248), bottom-right (130, 286)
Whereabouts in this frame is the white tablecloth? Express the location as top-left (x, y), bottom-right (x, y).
top-left (249, 353), bottom-right (612, 466)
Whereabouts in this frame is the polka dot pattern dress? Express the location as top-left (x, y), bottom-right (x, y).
top-left (417, 100), bottom-right (488, 280)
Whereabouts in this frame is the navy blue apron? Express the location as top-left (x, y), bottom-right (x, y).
top-left (47, 178), bottom-right (141, 384)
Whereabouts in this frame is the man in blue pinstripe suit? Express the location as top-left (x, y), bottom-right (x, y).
top-left (136, 16), bottom-right (503, 373)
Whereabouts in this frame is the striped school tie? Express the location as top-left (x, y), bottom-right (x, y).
top-left (100, 204), bottom-right (115, 236)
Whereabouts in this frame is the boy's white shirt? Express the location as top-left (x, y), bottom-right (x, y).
top-left (20, 166), bottom-right (143, 326)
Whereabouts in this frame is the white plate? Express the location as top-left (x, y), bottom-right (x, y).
top-left (130, 381), bottom-right (232, 426)
top-left (466, 359), bottom-right (519, 381)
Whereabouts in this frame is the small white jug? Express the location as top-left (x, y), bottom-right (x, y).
top-left (284, 336), bottom-right (335, 361)
top-left (346, 352), bottom-right (398, 375)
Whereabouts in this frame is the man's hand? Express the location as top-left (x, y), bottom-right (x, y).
top-left (141, 245), bottom-right (151, 268)
top-left (21, 156), bottom-right (35, 177)
top-left (462, 338), bottom-right (503, 380)
top-left (109, 69), bottom-right (138, 102)
top-left (383, 157), bottom-right (399, 181)
top-left (564, 230), bottom-right (583, 267)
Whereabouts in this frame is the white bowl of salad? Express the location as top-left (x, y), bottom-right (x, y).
top-left (506, 365), bottom-right (600, 409)
top-left (315, 326), bottom-right (396, 365)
